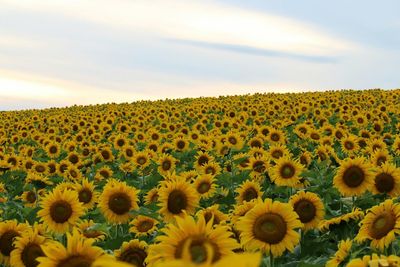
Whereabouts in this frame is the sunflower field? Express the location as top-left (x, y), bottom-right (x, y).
top-left (1, 89), bottom-right (400, 267)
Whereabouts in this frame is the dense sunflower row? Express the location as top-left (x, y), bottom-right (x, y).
top-left (0, 89), bottom-right (400, 267)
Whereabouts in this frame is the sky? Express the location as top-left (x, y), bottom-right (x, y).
top-left (0, 0), bottom-right (399, 110)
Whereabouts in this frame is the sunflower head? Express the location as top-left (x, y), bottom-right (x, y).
top-left (333, 157), bottom-right (374, 197)
top-left (236, 198), bottom-right (302, 257)
top-left (158, 179), bottom-right (200, 222)
top-left (289, 191), bottom-right (325, 231)
top-left (98, 179), bottom-right (139, 224)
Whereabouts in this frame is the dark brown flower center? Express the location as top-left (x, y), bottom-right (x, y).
top-left (21, 243), bottom-right (44, 267)
top-left (0, 230), bottom-right (19, 256)
top-left (294, 200), bottom-right (316, 223)
top-left (377, 156), bottom-right (386, 166)
top-left (198, 155), bottom-right (209, 166)
top-left (272, 150), bottom-right (283, 159)
top-left (26, 191), bottom-right (37, 203)
top-left (101, 150), bottom-right (111, 160)
top-left (108, 193), bottom-right (131, 215)
top-left (300, 155), bottom-right (308, 166)
top-left (118, 247), bottom-right (147, 267)
top-left (49, 146), bottom-right (58, 154)
top-left (228, 137), bottom-right (237, 145)
top-left (126, 149), bottom-right (134, 157)
top-left (83, 229), bottom-right (104, 239)
top-left (137, 220), bottom-right (154, 232)
top-left (137, 157), bottom-right (147, 165)
top-left (243, 187), bottom-right (258, 202)
top-left (253, 161), bottom-right (265, 173)
top-left (343, 166), bottom-right (365, 188)
top-left (344, 141), bottom-right (354, 150)
top-left (167, 190), bottom-right (188, 214)
top-left (204, 212), bottom-right (220, 225)
top-left (271, 133), bottom-right (280, 141)
top-left (177, 141), bottom-right (186, 149)
top-left (78, 189), bottom-right (93, 204)
top-left (253, 213), bottom-right (287, 244)
top-left (50, 200), bottom-right (73, 223)
top-left (58, 255), bottom-right (93, 267)
top-left (370, 213), bottom-right (396, 239)
top-left (375, 173), bottom-right (395, 193)
top-left (117, 139), bottom-right (125, 147)
top-left (197, 182), bottom-right (211, 194)
top-left (280, 164), bottom-right (295, 179)
top-left (162, 160), bottom-right (171, 171)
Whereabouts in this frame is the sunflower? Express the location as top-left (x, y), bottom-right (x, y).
top-left (19, 190), bottom-right (41, 207)
top-left (115, 240), bottom-right (148, 267)
top-left (157, 154), bottom-right (177, 176)
top-left (248, 136), bottom-right (264, 148)
top-left (37, 228), bottom-right (108, 267)
top-left (76, 220), bottom-right (106, 241)
top-left (147, 215), bottom-right (239, 265)
top-left (174, 137), bottom-right (189, 152)
top-left (268, 128), bottom-right (285, 144)
top-left (94, 166), bottom-right (113, 181)
top-left (26, 172), bottom-right (53, 189)
top-left (158, 179), bottom-right (199, 222)
top-left (225, 132), bottom-right (244, 150)
top-left (196, 205), bottom-right (228, 226)
top-left (288, 191), bottom-right (324, 231)
top-left (0, 220), bottom-right (29, 266)
top-left (268, 144), bottom-right (289, 161)
top-left (341, 135), bottom-right (359, 154)
top-left (122, 145), bottom-right (136, 160)
top-left (247, 156), bottom-right (269, 179)
top-left (347, 253), bottom-right (400, 267)
top-left (98, 179), bottom-right (139, 224)
top-left (45, 142), bottom-right (60, 158)
top-left (129, 216), bottom-right (158, 237)
top-left (74, 178), bottom-right (98, 210)
top-left (144, 188), bottom-right (159, 205)
top-left (65, 165), bottom-right (83, 181)
top-left (194, 152), bottom-right (214, 170)
top-left (318, 208), bottom-right (364, 232)
top-left (333, 157), bottom-right (374, 197)
top-left (10, 228), bottom-right (48, 267)
top-left (298, 151), bottom-right (312, 167)
top-left (393, 136), bottom-right (400, 156)
top-left (371, 163), bottom-right (400, 197)
top-left (370, 149), bottom-right (392, 167)
top-left (235, 180), bottom-right (262, 204)
top-left (193, 174), bottom-right (216, 199)
top-left (37, 188), bottom-right (84, 234)
top-left (325, 239), bottom-right (352, 267)
top-left (132, 151), bottom-right (151, 169)
top-left (113, 134), bottom-right (128, 150)
top-left (236, 198), bottom-right (302, 257)
top-left (355, 199), bottom-right (400, 251)
top-left (181, 170), bottom-right (199, 183)
top-left (270, 157), bottom-right (304, 188)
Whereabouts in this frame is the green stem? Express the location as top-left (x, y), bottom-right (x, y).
top-left (270, 253), bottom-right (274, 267)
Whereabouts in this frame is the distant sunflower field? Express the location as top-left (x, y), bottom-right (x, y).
top-left (1, 89), bottom-right (400, 267)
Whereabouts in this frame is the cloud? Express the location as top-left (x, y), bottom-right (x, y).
top-left (166, 38), bottom-right (338, 63)
top-left (2, 0), bottom-right (356, 57)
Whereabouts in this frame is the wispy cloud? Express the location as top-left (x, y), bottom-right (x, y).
top-left (166, 38), bottom-right (338, 63)
top-left (2, 0), bottom-right (356, 57)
